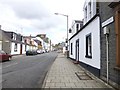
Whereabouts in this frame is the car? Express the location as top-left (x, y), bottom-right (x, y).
top-left (0, 50), bottom-right (12, 62)
top-left (37, 50), bottom-right (43, 54)
top-left (26, 50), bottom-right (37, 56)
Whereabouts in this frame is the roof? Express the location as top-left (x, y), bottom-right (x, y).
top-left (108, 1), bottom-right (120, 8)
top-left (69, 14), bottom-right (99, 41)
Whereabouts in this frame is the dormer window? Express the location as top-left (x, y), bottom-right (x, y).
top-left (85, 7), bottom-right (87, 20)
top-left (88, 2), bottom-right (92, 18)
top-left (13, 33), bottom-right (17, 40)
top-left (76, 24), bottom-right (79, 32)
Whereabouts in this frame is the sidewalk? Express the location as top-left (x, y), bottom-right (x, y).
top-left (42, 53), bottom-right (114, 89)
top-left (12, 54), bottom-right (25, 59)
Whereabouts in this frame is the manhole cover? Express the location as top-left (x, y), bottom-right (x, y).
top-left (75, 72), bottom-right (93, 80)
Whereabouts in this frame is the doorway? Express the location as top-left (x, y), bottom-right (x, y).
top-left (20, 44), bottom-right (22, 54)
top-left (76, 39), bottom-right (79, 62)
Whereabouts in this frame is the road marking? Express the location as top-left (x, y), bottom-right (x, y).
top-left (2, 63), bottom-right (18, 69)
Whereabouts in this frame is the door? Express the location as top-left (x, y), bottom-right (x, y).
top-left (20, 44), bottom-right (22, 54)
top-left (75, 39), bottom-right (79, 62)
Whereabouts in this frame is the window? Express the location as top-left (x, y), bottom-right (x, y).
top-left (13, 33), bottom-right (16, 40)
top-left (88, 2), bottom-right (92, 18)
top-left (76, 24), bottom-right (79, 32)
top-left (85, 33), bottom-right (92, 58)
top-left (85, 7), bottom-right (87, 21)
top-left (69, 28), bottom-right (72, 33)
top-left (66, 46), bottom-right (67, 50)
top-left (0, 50), bottom-right (6, 54)
top-left (25, 45), bottom-right (27, 51)
top-left (14, 43), bottom-right (17, 52)
top-left (71, 43), bottom-right (73, 55)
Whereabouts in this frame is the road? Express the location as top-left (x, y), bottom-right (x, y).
top-left (2, 52), bottom-right (58, 88)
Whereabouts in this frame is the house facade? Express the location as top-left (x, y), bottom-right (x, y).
top-left (69, 20), bottom-right (83, 38)
top-left (69, 0), bottom-right (120, 89)
top-left (0, 27), bottom-right (10, 53)
top-left (69, 0), bottom-right (101, 77)
top-left (0, 25), bottom-right (2, 50)
top-left (24, 36), bottom-right (38, 51)
top-left (99, 2), bottom-right (120, 89)
top-left (4, 31), bottom-right (26, 55)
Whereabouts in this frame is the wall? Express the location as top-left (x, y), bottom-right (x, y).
top-left (99, 2), bottom-right (120, 89)
top-left (22, 44), bottom-right (26, 54)
top-left (0, 41), bottom-right (2, 50)
top-left (26, 45), bottom-right (30, 51)
top-left (11, 42), bottom-right (20, 55)
top-left (83, 0), bottom-right (97, 24)
top-left (69, 16), bottom-right (100, 70)
top-left (2, 41), bottom-right (11, 54)
top-left (0, 30), bottom-right (2, 50)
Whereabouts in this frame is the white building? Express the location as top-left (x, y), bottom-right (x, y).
top-left (69, 0), bottom-right (100, 77)
top-left (69, 20), bottom-right (83, 38)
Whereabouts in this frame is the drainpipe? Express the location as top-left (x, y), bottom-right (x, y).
top-left (103, 27), bottom-right (109, 84)
top-left (106, 34), bottom-right (109, 84)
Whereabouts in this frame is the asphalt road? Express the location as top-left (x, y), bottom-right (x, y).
top-left (2, 52), bottom-right (58, 88)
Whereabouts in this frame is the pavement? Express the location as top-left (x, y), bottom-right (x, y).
top-left (42, 53), bottom-right (114, 89)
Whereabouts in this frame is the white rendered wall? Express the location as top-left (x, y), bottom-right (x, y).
top-left (11, 42), bottom-right (20, 55)
top-left (22, 44), bottom-right (26, 54)
top-left (69, 16), bottom-right (100, 69)
top-left (83, 0), bottom-right (97, 24)
top-left (26, 45), bottom-right (30, 51)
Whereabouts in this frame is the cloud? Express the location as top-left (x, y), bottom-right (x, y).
top-left (0, 0), bottom-right (50, 20)
top-left (0, 0), bottom-right (85, 44)
top-left (0, 0), bottom-right (65, 31)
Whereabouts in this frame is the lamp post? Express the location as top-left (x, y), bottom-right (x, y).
top-left (55, 13), bottom-right (69, 58)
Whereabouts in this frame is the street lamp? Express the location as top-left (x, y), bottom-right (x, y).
top-left (54, 13), bottom-right (69, 58)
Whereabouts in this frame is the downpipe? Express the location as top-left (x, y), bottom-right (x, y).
top-left (106, 34), bottom-right (109, 84)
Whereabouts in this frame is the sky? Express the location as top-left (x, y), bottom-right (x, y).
top-left (0, 0), bottom-right (85, 44)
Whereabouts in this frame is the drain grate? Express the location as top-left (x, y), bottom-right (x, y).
top-left (75, 71), bottom-right (93, 80)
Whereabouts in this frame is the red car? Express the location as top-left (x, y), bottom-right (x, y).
top-left (0, 50), bottom-right (12, 62)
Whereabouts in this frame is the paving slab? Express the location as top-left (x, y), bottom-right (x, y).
top-left (42, 53), bottom-right (115, 89)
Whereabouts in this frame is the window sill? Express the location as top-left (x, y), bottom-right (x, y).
top-left (85, 55), bottom-right (92, 59)
top-left (114, 67), bottom-right (120, 71)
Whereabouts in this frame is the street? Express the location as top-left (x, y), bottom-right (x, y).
top-left (2, 52), bottom-right (58, 88)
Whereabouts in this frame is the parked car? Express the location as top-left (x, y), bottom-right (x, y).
top-left (0, 50), bottom-right (12, 62)
top-left (26, 50), bottom-right (37, 56)
top-left (45, 50), bottom-right (49, 53)
top-left (37, 50), bottom-right (44, 54)
top-left (42, 50), bottom-right (45, 53)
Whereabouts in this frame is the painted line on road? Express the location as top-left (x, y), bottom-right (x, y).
top-left (2, 63), bottom-right (18, 69)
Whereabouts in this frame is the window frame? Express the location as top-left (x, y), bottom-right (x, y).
top-left (88, 2), bottom-right (92, 18)
top-left (14, 43), bottom-right (17, 52)
top-left (71, 43), bottom-right (73, 55)
top-left (85, 33), bottom-right (92, 58)
top-left (85, 7), bottom-right (87, 20)
top-left (76, 24), bottom-right (79, 32)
